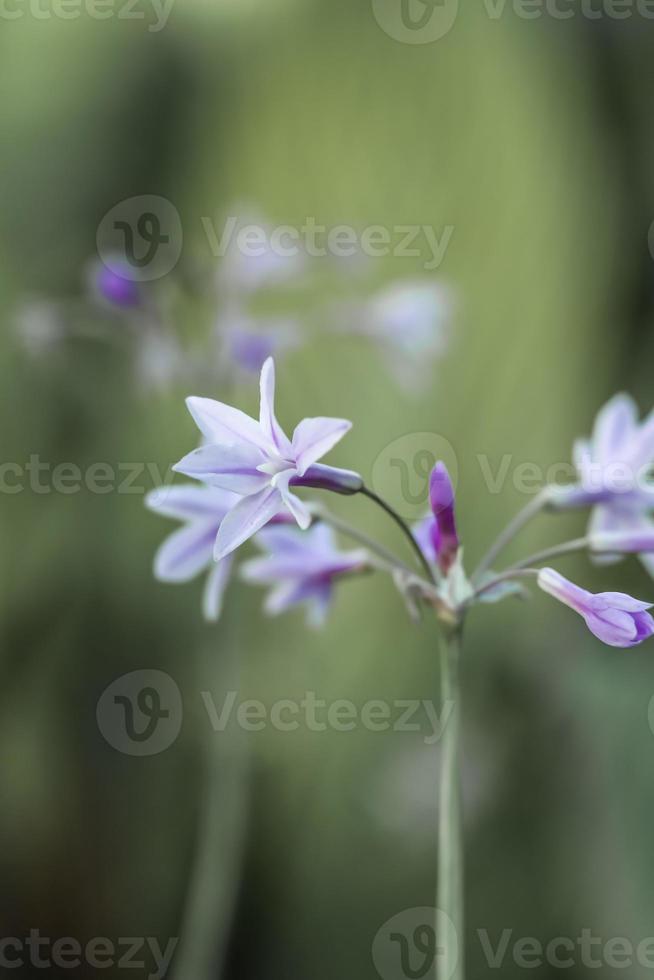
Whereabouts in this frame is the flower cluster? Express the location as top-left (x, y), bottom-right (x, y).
top-left (148, 357), bottom-right (365, 623)
top-left (16, 207), bottom-right (451, 399)
top-left (147, 363), bottom-right (654, 648)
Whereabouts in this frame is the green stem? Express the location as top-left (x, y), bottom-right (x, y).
top-left (472, 538), bottom-right (596, 603)
top-left (473, 488), bottom-right (551, 582)
top-left (510, 536), bottom-right (589, 571)
top-left (471, 567), bottom-right (540, 602)
top-left (437, 627), bottom-right (464, 980)
top-left (360, 486), bottom-right (436, 584)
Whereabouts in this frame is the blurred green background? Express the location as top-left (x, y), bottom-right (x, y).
top-left (3, 1), bottom-right (654, 977)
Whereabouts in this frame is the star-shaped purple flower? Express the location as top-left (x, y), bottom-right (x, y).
top-left (538, 568), bottom-right (654, 648)
top-left (145, 484), bottom-right (239, 621)
top-left (240, 524), bottom-right (368, 628)
top-left (173, 357), bottom-right (362, 560)
top-left (554, 394), bottom-right (654, 574)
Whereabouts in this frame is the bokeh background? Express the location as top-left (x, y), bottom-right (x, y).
top-left (3, 1), bottom-right (654, 977)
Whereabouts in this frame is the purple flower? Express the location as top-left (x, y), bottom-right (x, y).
top-left (360, 280), bottom-right (451, 391)
top-left (218, 212), bottom-right (306, 295)
top-left (145, 484), bottom-right (239, 621)
top-left (552, 394), bottom-right (654, 576)
top-left (240, 524), bottom-right (368, 627)
top-left (537, 568), bottom-right (654, 648)
top-left (589, 530), bottom-right (654, 555)
top-left (414, 462), bottom-right (460, 575)
top-left (93, 258), bottom-right (141, 309)
top-left (220, 312), bottom-right (301, 376)
top-left (173, 357), bottom-right (362, 560)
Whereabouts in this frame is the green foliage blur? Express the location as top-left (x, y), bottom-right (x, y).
top-left (2, 1), bottom-right (654, 978)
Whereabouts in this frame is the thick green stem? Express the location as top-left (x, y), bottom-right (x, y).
top-left (437, 627), bottom-right (464, 980)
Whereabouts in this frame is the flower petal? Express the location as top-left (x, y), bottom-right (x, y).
top-left (146, 484), bottom-right (237, 522)
top-left (259, 357), bottom-right (293, 456)
top-left (592, 592), bottom-right (653, 614)
top-left (592, 393), bottom-right (638, 465)
top-left (202, 556), bottom-right (234, 621)
top-left (186, 395), bottom-right (273, 452)
top-left (173, 443), bottom-right (269, 495)
top-left (626, 407), bottom-right (654, 470)
top-left (154, 521), bottom-right (217, 582)
top-left (306, 582), bottom-right (333, 629)
top-left (291, 417), bottom-right (352, 475)
top-left (214, 486), bottom-right (282, 561)
top-left (583, 611), bottom-right (637, 647)
top-left (273, 470), bottom-right (312, 529)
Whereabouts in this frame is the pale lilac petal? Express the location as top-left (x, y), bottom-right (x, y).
top-left (291, 417), bottom-right (352, 475)
top-left (263, 580), bottom-right (311, 616)
top-left (413, 516), bottom-right (438, 565)
top-left (583, 611), bottom-right (638, 647)
top-left (214, 486), bottom-right (282, 560)
top-left (173, 443), bottom-right (269, 495)
top-left (146, 484), bottom-right (237, 522)
top-left (590, 528), bottom-right (654, 556)
top-left (592, 394), bottom-right (637, 464)
top-left (587, 505), bottom-right (626, 566)
top-left (591, 593), bottom-right (653, 614)
top-left (254, 524), bottom-right (321, 556)
top-left (186, 395), bottom-right (273, 452)
top-left (628, 408), bottom-right (654, 470)
top-left (154, 521), bottom-right (217, 582)
top-left (202, 556), bottom-right (234, 621)
top-left (273, 470), bottom-right (312, 529)
top-left (258, 357), bottom-right (293, 456)
top-left (306, 582), bottom-right (333, 629)
top-left (572, 438), bottom-right (593, 480)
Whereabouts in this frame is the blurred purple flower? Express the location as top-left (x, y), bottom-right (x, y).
top-left (92, 258), bottom-right (141, 309)
top-left (218, 212), bottom-right (306, 295)
top-left (552, 394), bottom-right (654, 576)
top-left (414, 462), bottom-right (459, 575)
top-left (537, 567), bottom-right (654, 648)
top-left (220, 311), bottom-right (301, 376)
top-left (359, 280), bottom-right (451, 391)
top-left (241, 523), bottom-right (368, 627)
top-left (173, 357), bottom-right (362, 560)
top-left (146, 484), bottom-right (239, 620)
